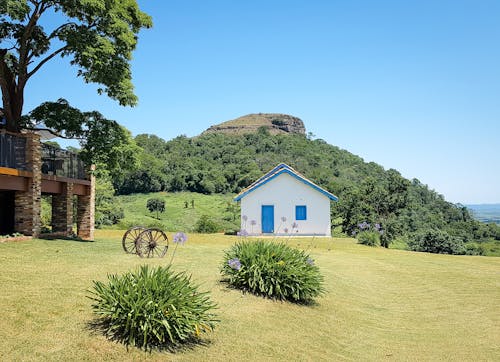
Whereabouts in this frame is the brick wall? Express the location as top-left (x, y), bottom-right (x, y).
top-left (77, 165), bottom-right (95, 240)
top-left (14, 134), bottom-right (41, 236)
top-left (52, 183), bottom-right (74, 235)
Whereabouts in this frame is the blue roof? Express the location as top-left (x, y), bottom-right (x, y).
top-left (234, 163), bottom-right (338, 202)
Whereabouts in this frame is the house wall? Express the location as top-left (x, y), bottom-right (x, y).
top-left (240, 173), bottom-right (331, 236)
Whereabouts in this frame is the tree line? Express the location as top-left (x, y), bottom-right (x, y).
top-left (98, 127), bottom-right (499, 250)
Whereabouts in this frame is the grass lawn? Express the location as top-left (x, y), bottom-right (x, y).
top-left (112, 191), bottom-right (239, 232)
top-left (0, 231), bottom-right (499, 361)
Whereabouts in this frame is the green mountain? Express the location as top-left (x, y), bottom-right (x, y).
top-left (104, 116), bottom-right (500, 253)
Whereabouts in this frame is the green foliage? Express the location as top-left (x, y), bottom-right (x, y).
top-left (27, 99), bottom-right (141, 170)
top-left (464, 243), bottom-right (485, 256)
top-left (408, 230), bottom-right (466, 255)
top-left (221, 240), bottom-right (325, 303)
top-left (0, 0), bottom-right (151, 132)
top-left (146, 198), bottom-right (165, 219)
top-left (109, 130), bottom-right (500, 250)
top-left (40, 195), bottom-right (52, 231)
top-left (95, 176), bottom-right (124, 228)
top-left (195, 215), bottom-right (220, 233)
top-left (357, 231), bottom-right (380, 247)
top-left (89, 265), bottom-right (218, 349)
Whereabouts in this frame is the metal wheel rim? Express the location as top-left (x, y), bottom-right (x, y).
top-left (136, 228), bottom-right (169, 258)
top-left (122, 226), bottom-right (145, 254)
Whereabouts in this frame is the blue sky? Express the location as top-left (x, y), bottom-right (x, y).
top-left (24, 0), bottom-right (500, 204)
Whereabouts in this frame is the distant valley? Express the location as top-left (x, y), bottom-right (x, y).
top-left (467, 204), bottom-right (500, 224)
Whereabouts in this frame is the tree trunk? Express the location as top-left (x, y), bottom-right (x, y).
top-left (0, 51), bottom-right (24, 133)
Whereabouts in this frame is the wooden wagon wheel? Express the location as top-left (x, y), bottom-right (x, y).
top-left (122, 226), bottom-right (145, 254)
top-left (136, 228), bottom-right (169, 258)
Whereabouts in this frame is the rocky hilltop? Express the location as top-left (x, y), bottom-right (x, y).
top-left (203, 113), bottom-right (306, 135)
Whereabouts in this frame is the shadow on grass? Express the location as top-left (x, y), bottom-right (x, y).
top-left (218, 279), bottom-right (321, 307)
top-left (86, 319), bottom-right (212, 353)
top-left (39, 234), bottom-right (94, 243)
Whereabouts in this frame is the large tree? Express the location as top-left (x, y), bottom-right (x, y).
top-left (0, 0), bottom-right (152, 132)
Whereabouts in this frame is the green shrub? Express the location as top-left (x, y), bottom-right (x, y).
top-left (408, 230), bottom-right (466, 255)
top-left (95, 206), bottom-right (124, 228)
top-left (195, 215), bottom-right (220, 233)
top-left (465, 243), bottom-right (485, 256)
top-left (357, 231), bottom-right (380, 246)
top-left (88, 265), bottom-right (218, 349)
top-left (221, 240), bottom-right (325, 303)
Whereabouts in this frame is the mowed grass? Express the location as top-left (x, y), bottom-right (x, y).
top-left (0, 231), bottom-right (499, 361)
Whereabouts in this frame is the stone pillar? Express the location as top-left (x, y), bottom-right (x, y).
top-left (77, 165), bottom-right (95, 240)
top-left (52, 183), bottom-right (74, 235)
top-left (14, 133), bottom-right (42, 236)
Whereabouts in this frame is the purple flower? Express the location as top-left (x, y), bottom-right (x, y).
top-left (374, 223), bottom-right (381, 231)
top-left (306, 257), bottom-right (314, 266)
top-left (351, 230), bottom-right (357, 236)
top-left (228, 258), bottom-right (242, 271)
top-left (173, 232), bottom-right (188, 244)
top-left (281, 216), bottom-right (287, 222)
top-left (242, 215), bottom-right (248, 222)
top-left (250, 220), bottom-right (257, 226)
top-left (358, 221), bottom-right (370, 230)
top-left (284, 227), bottom-right (289, 234)
top-left (237, 229), bottom-right (249, 237)
top-left (292, 222), bottom-right (298, 229)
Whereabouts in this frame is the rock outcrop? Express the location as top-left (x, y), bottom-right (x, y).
top-left (203, 113), bottom-right (306, 135)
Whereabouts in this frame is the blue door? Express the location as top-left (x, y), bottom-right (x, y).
top-left (261, 205), bottom-right (274, 233)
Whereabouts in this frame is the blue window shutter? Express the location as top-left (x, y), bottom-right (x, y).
top-left (295, 205), bottom-right (307, 220)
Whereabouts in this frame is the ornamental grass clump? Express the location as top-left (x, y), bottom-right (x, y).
top-left (221, 240), bottom-right (325, 303)
top-left (88, 265), bottom-right (218, 350)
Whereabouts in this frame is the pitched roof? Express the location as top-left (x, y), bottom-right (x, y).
top-left (234, 163), bottom-right (338, 201)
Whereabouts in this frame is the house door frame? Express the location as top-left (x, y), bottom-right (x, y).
top-left (261, 205), bottom-right (274, 233)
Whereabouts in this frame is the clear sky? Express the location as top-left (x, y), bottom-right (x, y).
top-left (24, 0), bottom-right (500, 204)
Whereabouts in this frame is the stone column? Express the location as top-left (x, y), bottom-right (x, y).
top-left (77, 165), bottom-right (95, 240)
top-left (14, 133), bottom-right (42, 236)
top-left (52, 182), bottom-right (74, 235)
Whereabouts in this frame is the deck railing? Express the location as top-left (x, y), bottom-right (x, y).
top-left (41, 143), bottom-right (87, 180)
top-left (0, 131), bottom-right (28, 170)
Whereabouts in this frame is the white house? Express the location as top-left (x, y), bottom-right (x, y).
top-left (234, 163), bottom-right (338, 236)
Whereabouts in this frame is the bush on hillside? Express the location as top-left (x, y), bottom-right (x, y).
top-left (465, 243), bottom-right (485, 256)
top-left (195, 215), bottom-right (220, 233)
top-left (357, 231), bottom-right (380, 247)
top-left (221, 240), bottom-right (325, 303)
top-left (89, 265), bottom-right (218, 349)
top-left (407, 230), bottom-right (466, 255)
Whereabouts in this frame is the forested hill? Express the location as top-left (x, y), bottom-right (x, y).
top-left (109, 126), bottom-right (499, 248)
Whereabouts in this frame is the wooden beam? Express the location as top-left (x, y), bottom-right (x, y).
top-left (0, 167), bottom-right (33, 178)
top-left (41, 179), bottom-right (62, 194)
top-left (0, 174), bottom-right (28, 191)
top-left (73, 183), bottom-right (89, 196)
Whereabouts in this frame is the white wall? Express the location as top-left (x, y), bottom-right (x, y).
top-left (240, 173), bottom-right (331, 236)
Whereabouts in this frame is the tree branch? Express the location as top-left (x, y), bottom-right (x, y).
top-left (47, 22), bottom-right (78, 40)
top-left (24, 126), bottom-right (85, 140)
top-left (27, 46), bottom-right (66, 79)
top-left (18, 2), bottom-right (43, 75)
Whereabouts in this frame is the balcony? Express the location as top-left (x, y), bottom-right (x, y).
top-left (0, 131), bottom-right (28, 170)
top-left (0, 130), bottom-right (87, 181)
top-left (41, 143), bottom-right (87, 180)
